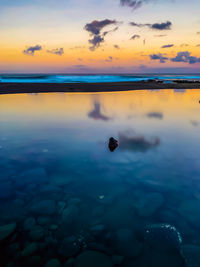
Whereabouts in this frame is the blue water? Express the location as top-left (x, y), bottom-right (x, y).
top-left (0, 89), bottom-right (200, 266)
top-left (0, 74), bottom-right (200, 83)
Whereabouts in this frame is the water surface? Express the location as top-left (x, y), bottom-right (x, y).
top-left (0, 89), bottom-right (200, 266)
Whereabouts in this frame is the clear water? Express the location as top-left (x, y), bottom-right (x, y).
top-left (0, 74), bottom-right (200, 83)
top-left (0, 89), bottom-right (200, 266)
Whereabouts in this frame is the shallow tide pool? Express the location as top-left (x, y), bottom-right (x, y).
top-left (0, 89), bottom-right (200, 266)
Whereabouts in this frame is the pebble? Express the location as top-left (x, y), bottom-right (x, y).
top-left (0, 223), bottom-right (16, 241)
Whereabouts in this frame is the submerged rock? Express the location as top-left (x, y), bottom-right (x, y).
top-left (181, 244), bottom-right (200, 267)
top-left (144, 223), bottom-right (182, 252)
top-left (30, 200), bottom-right (56, 215)
top-left (108, 137), bottom-right (118, 152)
top-left (23, 217), bottom-right (36, 231)
top-left (62, 205), bottom-right (79, 223)
top-left (45, 259), bottom-right (61, 267)
top-left (29, 225), bottom-right (45, 241)
top-left (75, 251), bottom-right (113, 267)
top-left (0, 223), bottom-right (16, 241)
top-left (115, 228), bottom-right (142, 258)
top-left (58, 236), bottom-right (80, 257)
top-left (21, 242), bottom-right (38, 257)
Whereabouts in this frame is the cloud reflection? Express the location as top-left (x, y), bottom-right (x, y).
top-left (88, 100), bottom-right (110, 121)
top-left (146, 112), bottom-right (163, 120)
top-left (119, 131), bottom-right (160, 152)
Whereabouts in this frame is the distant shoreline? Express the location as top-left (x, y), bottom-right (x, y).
top-left (1, 81), bottom-right (200, 94)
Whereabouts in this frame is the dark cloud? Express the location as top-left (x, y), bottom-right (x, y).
top-left (151, 21), bottom-right (172, 30)
top-left (197, 32), bottom-right (200, 35)
top-left (171, 51), bottom-right (200, 64)
top-left (130, 21), bottom-right (172, 30)
top-left (150, 53), bottom-right (168, 63)
top-left (114, 44), bottom-right (120, 49)
top-left (196, 44), bottom-right (200, 47)
top-left (88, 101), bottom-right (110, 121)
top-left (47, 48), bottom-right (64, 56)
top-left (119, 131), bottom-right (160, 153)
top-left (120, 0), bottom-right (148, 10)
top-left (146, 112), bottom-right (163, 120)
top-left (130, 34), bottom-right (140, 40)
top-left (154, 34), bottom-right (167, 37)
top-left (105, 56), bottom-right (113, 62)
top-left (23, 45), bottom-right (42, 56)
top-left (84, 19), bottom-right (119, 51)
top-left (191, 120), bottom-right (199, 127)
top-left (161, 44), bottom-right (174, 48)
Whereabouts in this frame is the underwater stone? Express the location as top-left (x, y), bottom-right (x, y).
top-left (23, 217), bottom-right (36, 231)
top-left (45, 259), bottom-right (61, 267)
top-left (134, 192), bottom-right (164, 217)
top-left (62, 205), bottom-right (79, 223)
top-left (0, 223), bottom-right (16, 241)
top-left (75, 251), bottom-right (113, 267)
top-left (29, 225), bottom-right (45, 241)
top-left (21, 242), bottom-right (38, 257)
top-left (30, 199), bottom-right (56, 215)
top-left (115, 229), bottom-right (142, 258)
top-left (144, 223), bottom-right (182, 252)
top-left (58, 236), bottom-right (80, 257)
top-left (181, 244), bottom-right (200, 267)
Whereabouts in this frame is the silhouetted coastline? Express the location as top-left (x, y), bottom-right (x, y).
top-left (1, 80), bottom-right (200, 94)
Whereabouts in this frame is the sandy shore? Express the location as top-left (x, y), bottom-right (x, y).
top-left (0, 81), bottom-right (200, 94)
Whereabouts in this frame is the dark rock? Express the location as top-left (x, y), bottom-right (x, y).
top-left (0, 223), bottom-right (16, 241)
top-left (23, 217), bottom-right (36, 231)
top-left (29, 225), bottom-right (45, 241)
top-left (108, 137), bottom-right (118, 152)
top-left (144, 223), bottom-right (182, 252)
top-left (30, 200), bottom-right (56, 215)
top-left (181, 244), bottom-right (200, 267)
top-left (21, 242), bottom-right (38, 257)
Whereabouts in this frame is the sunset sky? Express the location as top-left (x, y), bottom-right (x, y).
top-left (0, 0), bottom-right (200, 73)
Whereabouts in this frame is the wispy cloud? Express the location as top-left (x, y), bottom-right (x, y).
top-left (130, 34), bottom-right (140, 40)
top-left (161, 44), bottom-right (174, 48)
top-left (171, 51), bottom-right (200, 64)
top-left (130, 21), bottom-right (172, 30)
top-left (47, 48), bottom-right (64, 56)
top-left (150, 53), bottom-right (168, 63)
top-left (23, 45), bottom-right (42, 56)
top-left (84, 19), bottom-right (120, 51)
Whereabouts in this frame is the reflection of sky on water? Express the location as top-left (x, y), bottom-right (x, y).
top-left (1, 89), bottom-right (200, 266)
